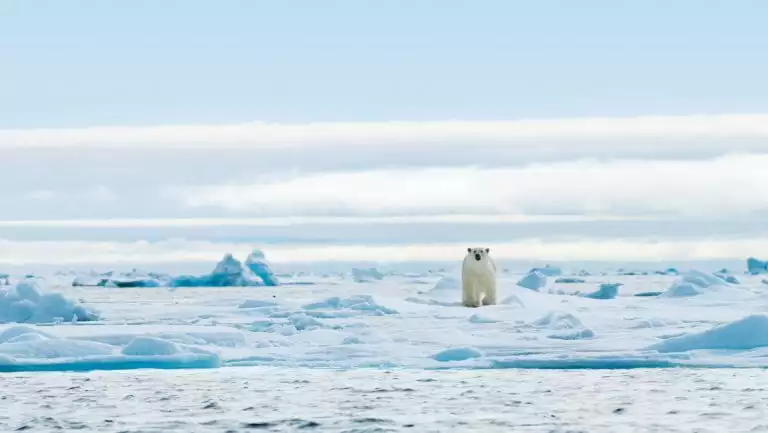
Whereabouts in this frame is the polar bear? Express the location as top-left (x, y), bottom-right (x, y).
top-left (461, 247), bottom-right (497, 307)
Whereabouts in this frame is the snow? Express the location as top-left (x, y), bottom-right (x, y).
top-left (0, 326), bottom-right (220, 372)
top-left (1, 260), bottom-right (768, 373)
top-left (659, 270), bottom-right (733, 297)
top-left (532, 311), bottom-right (585, 330)
top-left (122, 336), bottom-right (183, 356)
top-left (301, 295), bottom-right (398, 315)
top-left (648, 314), bottom-right (768, 352)
top-left (427, 273), bottom-right (461, 293)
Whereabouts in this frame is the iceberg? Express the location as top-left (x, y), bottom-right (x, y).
top-left (351, 267), bottom-right (385, 283)
top-left (71, 268), bottom-right (167, 288)
top-left (244, 250), bottom-right (280, 286)
top-left (209, 253), bottom-right (254, 286)
top-left (582, 283), bottom-right (621, 300)
top-left (432, 347), bottom-right (483, 362)
top-left (555, 277), bottom-right (586, 284)
top-left (659, 270), bottom-right (729, 298)
top-left (747, 257), bottom-right (768, 275)
top-left (648, 315), bottom-right (768, 353)
top-left (517, 271), bottom-right (547, 291)
top-left (171, 252), bottom-right (280, 287)
top-left (529, 265), bottom-right (561, 277)
top-left (0, 280), bottom-right (99, 324)
top-left (713, 271), bottom-right (740, 284)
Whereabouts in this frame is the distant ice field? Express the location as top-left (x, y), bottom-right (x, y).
top-left (3, 260), bottom-right (768, 372)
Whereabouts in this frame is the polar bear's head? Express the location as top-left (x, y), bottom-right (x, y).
top-left (466, 247), bottom-right (490, 263)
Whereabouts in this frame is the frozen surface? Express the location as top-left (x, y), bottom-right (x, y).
top-left (529, 264), bottom-right (562, 276)
top-left (1, 266), bottom-right (768, 373)
top-left (66, 252), bottom-right (282, 288)
top-left (2, 263), bottom-right (768, 431)
top-left (170, 252), bottom-right (279, 287)
top-left (747, 257), bottom-right (768, 275)
top-left (517, 271), bottom-right (547, 291)
top-left (351, 267), bottom-right (385, 283)
top-left (0, 280), bottom-right (99, 324)
top-left (4, 367), bottom-right (768, 432)
top-left (244, 249), bottom-right (280, 286)
top-left (583, 283), bottom-right (621, 299)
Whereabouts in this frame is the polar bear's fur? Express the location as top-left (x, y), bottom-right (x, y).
top-left (461, 247), bottom-right (497, 307)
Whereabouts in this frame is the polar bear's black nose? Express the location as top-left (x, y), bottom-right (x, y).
top-left (474, 253), bottom-right (481, 261)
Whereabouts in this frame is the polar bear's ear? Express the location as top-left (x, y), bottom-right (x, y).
top-left (485, 248), bottom-right (490, 253)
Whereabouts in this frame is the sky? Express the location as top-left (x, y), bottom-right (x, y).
top-left (1, 1), bottom-right (767, 266)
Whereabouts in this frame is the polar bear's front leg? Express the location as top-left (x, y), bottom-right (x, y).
top-left (481, 290), bottom-right (496, 305)
top-left (462, 276), bottom-right (480, 308)
top-left (481, 278), bottom-right (497, 306)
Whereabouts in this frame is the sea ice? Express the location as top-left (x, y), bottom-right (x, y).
top-left (170, 253), bottom-right (278, 287)
top-left (747, 257), bottom-right (768, 275)
top-left (555, 277), bottom-right (586, 284)
top-left (3, 260), bottom-right (768, 373)
top-left (648, 314), bottom-right (768, 352)
top-left (529, 265), bottom-right (562, 276)
top-left (659, 270), bottom-right (731, 297)
top-left (517, 271), bottom-right (547, 291)
top-left (0, 327), bottom-right (220, 372)
top-left (432, 347), bottom-right (483, 362)
top-left (351, 267), bottom-right (385, 283)
top-left (244, 249), bottom-right (280, 286)
top-left (0, 280), bottom-right (99, 324)
top-left (582, 283), bottom-right (621, 299)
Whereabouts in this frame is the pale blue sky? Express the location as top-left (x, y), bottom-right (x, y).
top-left (3, 1), bottom-right (768, 265)
top-left (2, 0), bottom-right (768, 128)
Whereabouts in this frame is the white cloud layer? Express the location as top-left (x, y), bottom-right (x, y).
top-left (176, 154), bottom-right (768, 218)
top-left (0, 215), bottom-right (647, 228)
top-left (3, 114), bottom-right (768, 164)
top-left (0, 237), bottom-right (763, 265)
top-left (3, 114), bottom-right (767, 227)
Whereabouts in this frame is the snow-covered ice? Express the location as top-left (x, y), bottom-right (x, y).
top-left (582, 283), bottom-right (621, 299)
top-left (1, 280), bottom-right (99, 324)
top-left (517, 270), bottom-right (547, 291)
top-left (351, 267), bottom-right (385, 283)
top-left (4, 258), bottom-right (768, 432)
top-left (2, 261), bottom-right (768, 373)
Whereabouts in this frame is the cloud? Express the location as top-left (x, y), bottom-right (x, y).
top-left (0, 237), bottom-right (763, 265)
top-left (3, 114), bottom-right (768, 166)
top-left (175, 154), bottom-right (768, 218)
top-left (4, 114), bottom-right (768, 221)
top-left (0, 215), bottom-right (646, 228)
